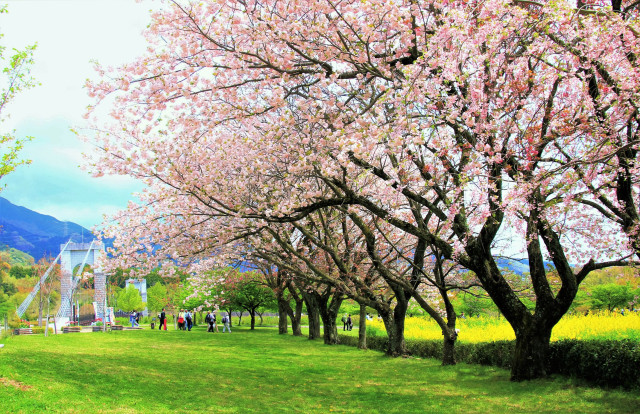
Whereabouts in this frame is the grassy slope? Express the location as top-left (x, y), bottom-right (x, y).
top-left (0, 327), bottom-right (638, 413)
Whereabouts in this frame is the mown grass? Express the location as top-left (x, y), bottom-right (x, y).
top-left (0, 326), bottom-right (638, 413)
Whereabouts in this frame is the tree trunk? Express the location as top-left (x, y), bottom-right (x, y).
top-left (224, 308), bottom-right (234, 327)
top-left (302, 292), bottom-right (321, 340)
top-left (442, 331), bottom-right (457, 366)
top-left (277, 296), bottom-right (289, 334)
top-left (379, 293), bottom-right (409, 356)
top-left (358, 302), bottom-right (367, 350)
top-left (318, 293), bottom-right (343, 345)
top-left (440, 288), bottom-right (457, 366)
top-left (287, 282), bottom-right (305, 336)
top-left (289, 295), bottom-right (304, 336)
top-left (249, 309), bottom-right (256, 330)
top-left (511, 326), bottom-right (552, 381)
top-left (380, 310), bottom-right (404, 356)
top-left (410, 289), bottom-right (458, 365)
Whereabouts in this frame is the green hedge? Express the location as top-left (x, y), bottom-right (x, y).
top-left (338, 334), bottom-right (640, 389)
top-left (547, 339), bottom-right (640, 389)
top-left (30, 327), bottom-right (54, 335)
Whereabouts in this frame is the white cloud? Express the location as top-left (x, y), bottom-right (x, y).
top-left (0, 0), bottom-right (154, 229)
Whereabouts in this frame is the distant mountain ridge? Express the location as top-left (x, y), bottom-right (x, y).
top-left (0, 197), bottom-right (96, 260)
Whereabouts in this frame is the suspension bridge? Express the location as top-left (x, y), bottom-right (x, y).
top-left (16, 240), bottom-right (107, 328)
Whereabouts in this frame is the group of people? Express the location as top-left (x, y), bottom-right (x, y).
top-left (132, 308), bottom-right (232, 332)
top-left (177, 309), bottom-right (194, 331)
top-left (205, 311), bottom-right (232, 333)
top-left (341, 314), bottom-right (353, 331)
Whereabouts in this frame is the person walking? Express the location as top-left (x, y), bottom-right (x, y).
top-left (185, 310), bottom-right (193, 331)
top-left (159, 308), bottom-right (167, 331)
top-left (222, 313), bottom-right (231, 333)
top-left (205, 311), bottom-right (215, 332)
top-left (341, 314), bottom-right (347, 331)
top-left (178, 309), bottom-right (185, 330)
top-left (212, 312), bottom-right (219, 332)
top-left (130, 310), bottom-right (139, 327)
top-left (347, 314), bottom-right (352, 331)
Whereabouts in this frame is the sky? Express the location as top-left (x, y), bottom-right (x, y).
top-left (0, 0), bottom-right (156, 229)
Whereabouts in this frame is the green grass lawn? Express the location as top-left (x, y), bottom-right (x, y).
top-left (0, 326), bottom-right (638, 413)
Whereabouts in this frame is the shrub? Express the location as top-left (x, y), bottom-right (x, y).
top-left (339, 334), bottom-right (639, 389)
top-left (547, 339), bottom-right (640, 389)
top-left (405, 338), bottom-right (442, 360)
top-left (30, 327), bottom-right (53, 335)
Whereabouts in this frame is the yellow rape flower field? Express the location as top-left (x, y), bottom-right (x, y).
top-left (368, 311), bottom-right (640, 343)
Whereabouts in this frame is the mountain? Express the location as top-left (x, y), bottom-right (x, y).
top-left (0, 197), bottom-right (97, 260)
top-left (0, 246), bottom-right (35, 267)
top-left (497, 258), bottom-right (531, 276)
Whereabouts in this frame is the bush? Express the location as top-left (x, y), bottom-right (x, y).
top-left (548, 339), bottom-right (640, 389)
top-left (115, 317), bottom-right (129, 325)
top-left (30, 327), bottom-right (53, 335)
top-left (365, 324), bottom-right (380, 339)
top-left (462, 341), bottom-right (514, 369)
top-left (338, 334), bottom-right (639, 389)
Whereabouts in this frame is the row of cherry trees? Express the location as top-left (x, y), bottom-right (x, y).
top-left (86, 0), bottom-right (639, 381)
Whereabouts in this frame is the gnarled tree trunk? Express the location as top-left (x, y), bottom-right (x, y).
top-left (287, 282), bottom-right (304, 336)
top-left (277, 297), bottom-right (289, 334)
top-left (302, 291), bottom-right (321, 340)
top-left (289, 298), bottom-right (303, 336)
top-left (318, 291), bottom-right (343, 345)
top-left (378, 290), bottom-right (410, 357)
top-left (511, 324), bottom-right (552, 381)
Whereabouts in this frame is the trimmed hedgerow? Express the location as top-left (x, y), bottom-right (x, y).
top-left (26, 327), bottom-right (54, 335)
top-left (547, 339), bottom-right (640, 389)
top-left (338, 334), bottom-right (639, 389)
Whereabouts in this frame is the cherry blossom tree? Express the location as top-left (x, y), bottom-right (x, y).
top-left (86, 0), bottom-right (640, 380)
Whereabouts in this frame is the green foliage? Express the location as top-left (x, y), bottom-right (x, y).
top-left (0, 289), bottom-right (10, 316)
top-left (451, 289), bottom-right (500, 316)
top-left (109, 268), bottom-right (129, 288)
top-left (230, 276), bottom-right (276, 314)
top-left (338, 299), bottom-right (361, 316)
top-left (8, 265), bottom-right (33, 279)
top-left (0, 279), bottom-right (16, 296)
top-left (0, 6), bottom-right (38, 185)
top-left (590, 284), bottom-right (636, 311)
top-left (0, 247), bottom-right (34, 267)
top-left (144, 268), bottom-right (164, 287)
top-left (116, 285), bottom-right (145, 313)
top-left (146, 283), bottom-right (168, 313)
